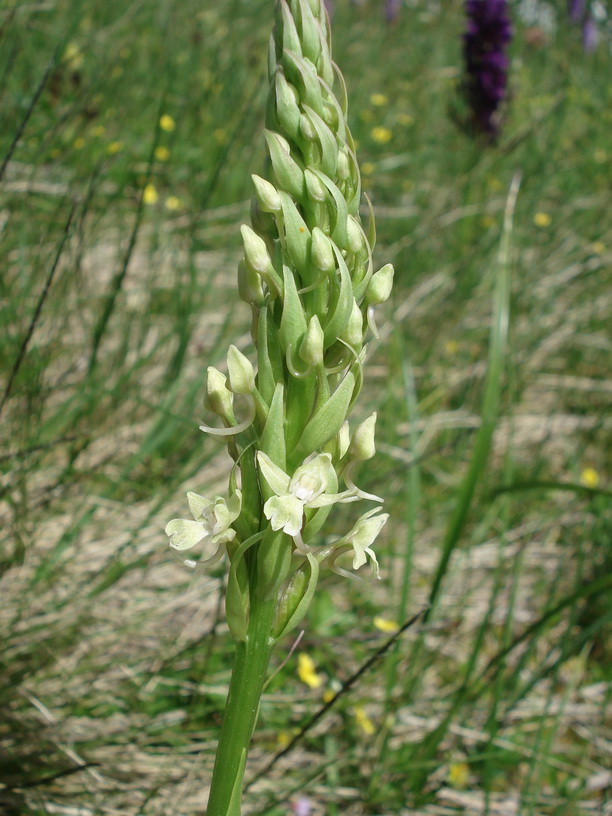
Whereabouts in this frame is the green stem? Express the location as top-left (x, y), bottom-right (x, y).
top-left (206, 597), bottom-right (277, 816)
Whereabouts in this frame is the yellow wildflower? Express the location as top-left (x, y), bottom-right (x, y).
top-left (580, 467), bottom-right (599, 489)
top-left (143, 184), bottom-right (159, 205)
top-left (297, 653), bottom-right (322, 689)
top-left (92, 125), bottom-right (106, 137)
top-left (534, 212), bottom-right (551, 228)
top-left (107, 141), bottom-right (124, 155)
top-left (63, 42), bottom-right (84, 70)
top-left (591, 241), bottom-right (605, 255)
top-left (397, 112), bottom-right (413, 126)
top-left (155, 146), bottom-right (170, 161)
top-left (370, 93), bottom-right (388, 106)
top-left (353, 706), bottom-right (375, 736)
top-left (165, 196), bottom-right (182, 211)
top-left (361, 161), bottom-right (375, 176)
top-left (371, 126), bottom-right (393, 145)
top-left (213, 128), bottom-right (227, 144)
top-left (322, 689), bottom-right (335, 704)
top-left (373, 616), bottom-right (399, 633)
top-left (448, 761), bottom-right (470, 789)
top-left (445, 339), bottom-right (459, 355)
top-left (73, 137), bottom-right (85, 150)
top-left (159, 114), bottom-right (176, 132)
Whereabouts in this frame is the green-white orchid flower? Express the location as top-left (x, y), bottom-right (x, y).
top-left (165, 490), bottom-right (242, 568)
top-left (329, 507), bottom-right (388, 579)
top-left (256, 451), bottom-right (359, 540)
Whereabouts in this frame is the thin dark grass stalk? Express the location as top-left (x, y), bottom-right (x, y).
top-left (87, 97), bottom-right (167, 375)
top-left (0, 203), bottom-right (75, 416)
top-left (474, 571), bottom-right (612, 698)
top-left (0, 49), bottom-right (58, 182)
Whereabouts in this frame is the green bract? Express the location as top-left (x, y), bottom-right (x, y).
top-left (166, 0), bottom-right (393, 642)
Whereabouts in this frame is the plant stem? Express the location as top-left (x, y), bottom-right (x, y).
top-left (206, 596), bottom-right (276, 816)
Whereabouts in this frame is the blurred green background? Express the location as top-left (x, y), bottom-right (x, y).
top-left (1, 1), bottom-right (610, 814)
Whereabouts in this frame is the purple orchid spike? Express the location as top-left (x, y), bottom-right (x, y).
top-left (568, 0), bottom-right (586, 24)
top-left (582, 14), bottom-right (599, 51)
top-left (462, 0), bottom-right (512, 140)
top-left (384, 0), bottom-right (402, 24)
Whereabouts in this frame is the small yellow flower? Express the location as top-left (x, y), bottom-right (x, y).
top-left (159, 114), bottom-right (176, 132)
top-left (360, 109), bottom-right (374, 123)
top-left (297, 653), bottom-right (322, 689)
top-left (155, 145), bottom-right (170, 161)
top-left (92, 124), bottom-right (106, 137)
top-left (373, 616), bottom-right (399, 633)
top-left (448, 761), bottom-right (470, 789)
top-left (397, 112), bottom-right (413, 126)
top-left (322, 688), bottom-right (335, 704)
top-left (277, 730), bottom-right (292, 748)
top-left (107, 141), bottom-right (124, 155)
top-left (370, 93), bottom-right (388, 106)
top-left (143, 183), bottom-right (159, 205)
top-left (445, 339), bottom-right (459, 355)
top-left (165, 195), bottom-right (182, 211)
top-left (353, 706), bottom-right (375, 736)
top-left (534, 212), bottom-right (551, 228)
top-left (371, 126), bottom-right (393, 145)
top-left (580, 467), bottom-right (599, 489)
top-left (591, 241), bottom-right (605, 255)
top-left (213, 128), bottom-right (227, 144)
top-left (73, 137), bottom-right (85, 150)
top-left (361, 161), bottom-right (375, 176)
top-left (63, 42), bottom-right (84, 70)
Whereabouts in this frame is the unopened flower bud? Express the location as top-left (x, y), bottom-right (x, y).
top-left (252, 174), bottom-right (282, 213)
top-left (305, 168), bottom-right (327, 202)
top-left (205, 366), bottom-right (234, 420)
top-left (227, 345), bottom-right (256, 394)
top-left (346, 215), bottom-right (365, 255)
top-left (299, 315), bottom-right (325, 366)
top-left (338, 421), bottom-right (350, 458)
top-left (241, 224), bottom-right (272, 274)
top-left (274, 71), bottom-right (301, 140)
top-left (339, 299), bottom-right (363, 349)
top-left (349, 412), bottom-right (377, 461)
top-left (264, 129), bottom-right (305, 200)
top-left (337, 146), bottom-right (350, 181)
top-left (366, 263), bottom-right (394, 305)
top-left (311, 227), bottom-right (335, 272)
top-left (237, 260), bottom-right (264, 305)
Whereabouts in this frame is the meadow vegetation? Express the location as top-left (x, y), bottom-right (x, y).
top-left (1, 0), bottom-right (610, 814)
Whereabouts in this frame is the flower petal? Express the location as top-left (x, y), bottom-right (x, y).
top-left (263, 494), bottom-right (304, 536)
top-left (257, 451), bottom-right (291, 496)
top-left (165, 518), bottom-right (208, 551)
top-left (187, 491), bottom-right (213, 522)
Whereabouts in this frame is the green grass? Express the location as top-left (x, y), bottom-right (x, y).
top-left (1, 1), bottom-right (611, 814)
